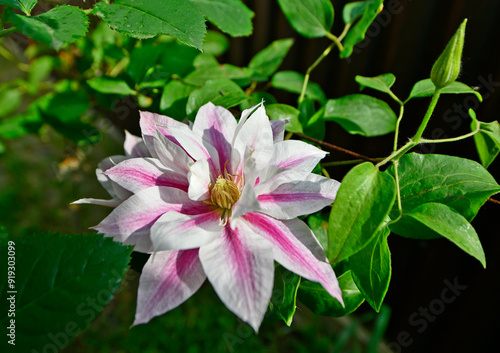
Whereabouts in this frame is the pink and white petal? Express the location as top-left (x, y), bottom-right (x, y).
top-left (124, 130), bottom-right (149, 158)
top-left (257, 174), bottom-right (340, 220)
top-left (270, 140), bottom-right (327, 174)
top-left (192, 102), bottom-right (237, 171)
top-left (139, 111), bottom-right (185, 157)
top-left (187, 159), bottom-right (211, 201)
top-left (168, 125), bottom-right (219, 174)
top-left (151, 210), bottom-right (222, 251)
top-left (97, 155), bottom-right (129, 199)
top-left (233, 102), bottom-right (262, 140)
top-left (270, 119), bottom-right (289, 143)
top-left (94, 187), bottom-right (211, 252)
top-left (134, 249), bottom-right (206, 325)
top-left (231, 104), bottom-right (274, 175)
top-left (72, 197), bottom-right (121, 208)
top-left (105, 157), bottom-right (189, 193)
top-left (154, 129), bottom-right (191, 174)
top-left (242, 213), bottom-right (343, 305)
top-left (199, 220), bottom-right (274, 332)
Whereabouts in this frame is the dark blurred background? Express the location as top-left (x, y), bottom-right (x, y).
top-left (224, 1), bottom-right (499, 352)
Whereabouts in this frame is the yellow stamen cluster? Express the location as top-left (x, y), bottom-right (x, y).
top-left (209, 174), bottom-right (240, 210)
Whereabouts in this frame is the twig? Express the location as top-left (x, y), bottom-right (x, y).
top-left (294, 133), bottom-right (378, 163)
top-left (488, 198), bottom-right (500, 205)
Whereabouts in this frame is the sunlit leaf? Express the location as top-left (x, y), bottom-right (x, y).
top-left (192, 0), bottom-right (254, 37)
top-left (272, 71), bottom-right (326, 103)
top-left (249, 38), bottom-right (294, 79)
top-left (406, 79), bottom-right (482, 102)
top-left (277, 0), bottom-right (334, 38)
top-left (0, 0), bottom-right (37, 15)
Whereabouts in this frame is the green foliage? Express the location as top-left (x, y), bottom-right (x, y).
top-left (272, 71), bottom-right (326, 103)
top-left (193, 0), bottom-right (254, 37)
top-left (249, 38), bottom-right (294, 79)
top-left (266, 104), bottom-right (303, 134)
top-left (0, 0), bottom-right (37, 15)
top-left (324, 94), bottom-right (397, 136)
top-left (342, 1), bottom-right (370, 25)
top-left (470, 109), bottom-right (500, 168)
top-left (355, 73), bottom-right (396, 95)
top-left (94, 0), bottom-right (206, 50)
top-left (298, 270), bottom-right (365, 317)
top-left (87, 77), bottom-right (136, 95)
top-left (341, 0), bottom-right (384, 58)
top-left (0, 233), bottom-right (133, 352)
top-left (407, 79), bottom-right (482, 102)
top-left (328, 162), bottom-right (396, 263)
top-left (277, 0), bottom-right (334, 38)
top-left (4, 5), bottom-right (89, 50)
top-left (406, 203), bottom-right (486, 267)
top-left (270, 266), bottom-right (301, 326)
top-left (349, 227), bottom-right (391, 312)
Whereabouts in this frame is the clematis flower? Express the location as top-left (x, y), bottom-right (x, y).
top-left (83, 102), bottom-right (343, 331)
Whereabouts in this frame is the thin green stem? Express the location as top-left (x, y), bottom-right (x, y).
top-left (321, 158), bottom-right (383, 167)
top-left (419, 126), bottom-right (480, 144)
top-left (338, 23), bottom-right (352, 42)
top-left (0, 27), bottom-right (16, 38)
top-left (325, 32), bottom-right (345, 52)
top-left (376, 140), bottom-right (417, 168)
top-left (393, 104), bottom-right (405, 151)
top-left (298, 42), bottom-right (335, 105)
top-left (82, 8), bottom-right (93, 15)
top-left (391, 160), bottom-right (403, 224)
top-left (412, 87), bottom-right (443, 142)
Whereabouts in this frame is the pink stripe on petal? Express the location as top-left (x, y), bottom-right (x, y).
top-left (192, 103), bottom-right (237, 172)
top-left (105, 157), bottom-right (189, 193)
top-left (134, 249), bottom-right (206, 325)
top-left (151, 210), bottom-right (222, 251)
top-left (242, 213), bottom-right (343, 305)
top-left (199, 220), bottom-right (274, 332)
top-left (257, 174), bottom-right (340, 219)
top-left (94, 187), bottom-right (211, 252)
top-left (139, 111), bottom-right (185, 158)
top-left (271, 140), bottom-right (326, 171)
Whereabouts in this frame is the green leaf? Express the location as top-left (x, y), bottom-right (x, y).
top-left (408, 203), bottom-right (486, 267)
top-left (249, 38), bottom-right (294, 79)
top-left (87, 77), bottom-right (136, 96)
top-left (0, 86), bottom-right (22, 117)
top-left (340, 0), bottom-right (383, 58)
top-left (277, 0), bottom-right (334, 38)
top-left (307, 212), bottom-right (329, 252)
top-left (350, 226), bottom-right (391, 312)
top-left (184, 64), bottom-right (253, 86)
top-left (186, 78), bottom-right (247, 118)
top-left (471, 111), bottom-right (500, 168)
top-left (406, 79), bottom-right (482, 102)
top-left (298, 270), bottom-right (364, 317)
top-left (192, 0), bottom-right (254, 37)
top-left (94, 0), bottom-right (206, 50)
top-left (5, 6), bottom-right (89, 50)
top-left (305, 105), bottom-right (326, 140)
top-left (202, 30), bottom-right (229, 56)
top-left (0, 233), bottom-right (133, 352)
top-left (160, 80), bottom-right (195, 119)
top-left (324, 94), bottom-right (397, 136)
top-left (127, 44), bottom-right (163, 84)
top-left (37, 91), bottom-right (101, 145)
top-left (272, 71), bottom-right (326, 103)
top-left (0, 0), bottom-right (37, 15)
top-left (355, 73), bottom-right (396, 95)
top-left (385, 153), bottom-right (500, 239)
top-left (270, 266), bottom-right (301, 326)
top-left (159, 41), bottom-right (199, 77)
top-left (342, 1), bottom-right (370, 25)
top-left (328, 162), bottom-right (396, 263)
top-left (266, 103), bottom-right (303, 134)
top-left (239, 92), bottom-right (277, 111)
top-left (0, 105), bottom-right (42, 139)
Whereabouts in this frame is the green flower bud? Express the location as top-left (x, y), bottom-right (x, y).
top-left (431, 19), bottom-right (467, 89)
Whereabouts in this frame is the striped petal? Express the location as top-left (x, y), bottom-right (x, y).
top-left (104, 157), bottom-right (189, 193)
top-left (72, 198), bottom-right (121, 207)
top-left (97, 155), bottom-right (130, 199)
top-left (153, 129), bottom-right (192, 174)
top-left (134, 249), bottom-right (206, 325)
top-left (257, 173), bottom-right (340, 219)
top-left (242, 213), bottom-right (343, 305)
top-left (124, 130), bottom-right (149, 158)
top-left (192, 102), bottom-right (237, 172)
top-left (199, 220), bottom-right (274, 332)
top-left (139, 111), bottom-right (185, 158)
top-left (151, 210), bottom-right (222, 251)
top-left (187, 159), bottom-right (211, 201)
top-left (94, 187), bottom-right (211, 252)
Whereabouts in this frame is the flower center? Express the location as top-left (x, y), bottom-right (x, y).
top-left (209, 175), bottom-right (240, 210)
